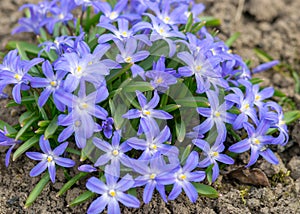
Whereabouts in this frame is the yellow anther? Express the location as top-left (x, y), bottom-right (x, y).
top-left (112, 149), bottom-right (119, 156)
top-left (76, 66), bottom-right (82, 73)
top-left (279, 120), bottom-right (286, 126)
top-left (149, 173), bottom-right (156, 179)
top-left (214, 111), bottom-right (221, 117)
top-left (109, 12), bottom-right (118, 20)
top-left (227, 49), bottom-right (232, 54)
top-left (211, 151), bottom-right (219, 157)
top-left (195, 65), bottom-right (202, 72)
top-left (122, 31), bottom-right (128, 37)
top-left (124, 56), bottom-right (133, 63)
top-left (47, 156), bottom-right (53, 162)
top-left (143, 110), bottom-right (151, 116)
top-left (243, 103), bottom-right (250, 110)
top-left (164, 16), bottom-right (170, 23)
top-left (59, 13), bottom-right (64, 20)
top-left (14, 74), bottom-right (22, 81)
top-left (150, 144), bottom-right (157, 150)
top-left (156, 77), bottom-right (163, 84)
top-left (80, 102), bottom-right (88, 109)
top-left (75, 120), bottom-right (81, 127)
top-left (178, 174), bottom-right (187, 180)
top-left (255, 95), bottom-right (261, 101)
top-left (109, 190), bottom-right (116, 197)
top-left (50, 81), bottom-right (57, 87)
top-left (88, 61), bottom-right (93, 65)
top-left (253, 138), bottom-right (260, 145)
top-left (159, 28), bottom-right (165, 34)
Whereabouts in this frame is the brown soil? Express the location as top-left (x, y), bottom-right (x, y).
top-left (0, 0), bottom-right (300, 213)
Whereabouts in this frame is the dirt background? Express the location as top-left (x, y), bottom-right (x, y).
top-left (0, 0), bottom-right (300, 213)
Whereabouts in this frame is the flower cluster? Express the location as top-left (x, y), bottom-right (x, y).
top-left (0, 0), bottom-right (293, 213)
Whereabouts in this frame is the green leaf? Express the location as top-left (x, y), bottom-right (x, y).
top-left (44, 116), bottom-right (58, 139)
top-left (254, 48), bottom-right (273, 62)
top-left (274, 89), bottom-right (287, 98)
top-left (128, 188), bottom-right (137, 197)
top-left (176, 96), bottom-right (209, 108)
top-left (15, 116), bottom-right (39, 140)
top-left (0, 120), bottom-right (16, 133)
top-left (181, 144), bottom-right (192, 163)
top-left (34, 91), bottom-right (49, 120)
top-left (191, 21), bottom-right (206, 34)
top-left (225, 32), bottom-right (240, 47)
top-left (184, 13), bottom-right (194, 32)
top-left (6, 96), bottom-right (36, 107)
top-left (57, 172), bottom-right (88, 197)
top-left (123, 81), bottom-right (154, 93)
top-left (291, 70), bottom-right (300, 94)
top-left (68, 191), bottom-right (95, 207)
top-left (161, 104), bottom-right (181, 113)
top-left (250, 77), bottom-right (264, 85)
top-left (284, 110), bottom-right (300, 124)
top-left (13, 135), bottom-right (40, 161)
top-left (19, 112), bottom-right (35, 127)
top-left (38, 120), bottom-right (50, 127)
top-left (200, 16), bottom-right (221, 27)
top-left (175, 120), bottom-right (186, 143)
top-left (24, 172), bottom-right (50, 208)
top-left (192, 183), bottom-right (219, 198)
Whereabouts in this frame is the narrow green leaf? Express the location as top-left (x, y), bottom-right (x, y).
top-left (24, 172), bottom-right (50, 208)
top-left (68, 191), bottom-right (95, 207)
top-left (181, 144), bottom-right (192, 163)
top-left (65, 147), bottom-right (81, 156)
top-left (192, 183), bottom-right (219, 198)
top-left (176, 96), bottom-right (209, 108)
top-left (292, 70), bottom-right (300, 94)
top-left (250, 77), bottom-right (264, 85)
top-left (57, 172), bottom-right (88, 197)
top-left (225, 32), bottom-right (240, 47)
top-left (34, 91), bottom-right (49, 120)
top-left (15, 116), bottom-right (39, 140)
top-left (254, 48), bottom-right (273, 62)
top-left (13, 135), bottom-right (40, 161)
top-left (175, 120), bottom-right (186, 143)
top-left (161, 104), bottom-right (181, 113)
top-left (6, 96), bottom-right (35, 107)
top-left (191, 21), bottom-right (206, 34)
top-left (184, 13), bottom-right (194, 32)
top-left (200, 16), bottom-right (221, 27)
top-left (19, 112), bottom-right (35, 127)
top-left (128, 188), bottom-right (137, 197)
top-left (38, 120), bottom-right (50, 127)
top-left (123, 81), bottom-right (154, 93)
top-left (44, 116), bottom-right (58, 139)
top-left (284, 110), bottom-right (300, 124)
top-left (273, 89), bottom-right (287, 98)
top-left (0, 120), bottom-right (16, 133)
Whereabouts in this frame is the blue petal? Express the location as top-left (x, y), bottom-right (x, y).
top-left (117, 192), bottom-right (140, 208)
top-left (30, 161), bottom-right (48, 177)
top-left (107, 198), bottom-right (120, 214)
top-left (55, 157), bottom-right (75, 168)
top-left (143, 182), bottom-right (155, 204)
top-left (182, 182), bottom-right (198, 203)
top-left (39, 136), bottom-right (52, 154)
top-left (87, 195), bottom-right (108, 214)
top-left (26, 152), bottom-right (45, 161)
top-left (53, 142), bottom-right (68, 156)
top-left (168, 182), bottom-right (182, 200)
top-left (86, 177), bottom-right (108, 194)
top-left (48, 162), bottom-right (56, 183)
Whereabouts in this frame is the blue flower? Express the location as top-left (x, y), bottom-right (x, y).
top-left (195, 90), bottom-right (236, 142)
top-left (159, 151), bottom-right (206, 202)
top-left (228, 119), bottom-right (278, 167)
top-left (86, 165), bottom-right (140, 214)
top-left (0, 127), bottom-right (21, 167)
top-left (26, 135), bottom-right (75, 183)
top-left (193, 139), bottom-right (234, 182)
top-left (56, 85), bottom-right (108, 148)
top-left (177, 51), bottom-right (226, 93)
top-left (98, 18), bottom-right (151, 45)
top-left (126, 125), bottom-right (178, 160)
top-left (31, 60), bottom-right (66, 110)
top-left (93, 131), bottom-right (132, 169)
top-left (132, 153), bottom-right (179, 203)
top-left (0, 54), bottom-right (43, 104)
top-left (101, 117), bottom-right (114, 139)
top-left (225, 80), bottom-right (258, 129)
top-left (122, 90), bottom-right (173, 135)
top-left (95, 0), bottom-right (128, 23)
top-left (115, 38), bottom-right (150, 79)
top-left (146, 56), bottom-right (178, 92)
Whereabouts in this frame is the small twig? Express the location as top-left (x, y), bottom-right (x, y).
top-left (235, 0), bottom-right (245, 22)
